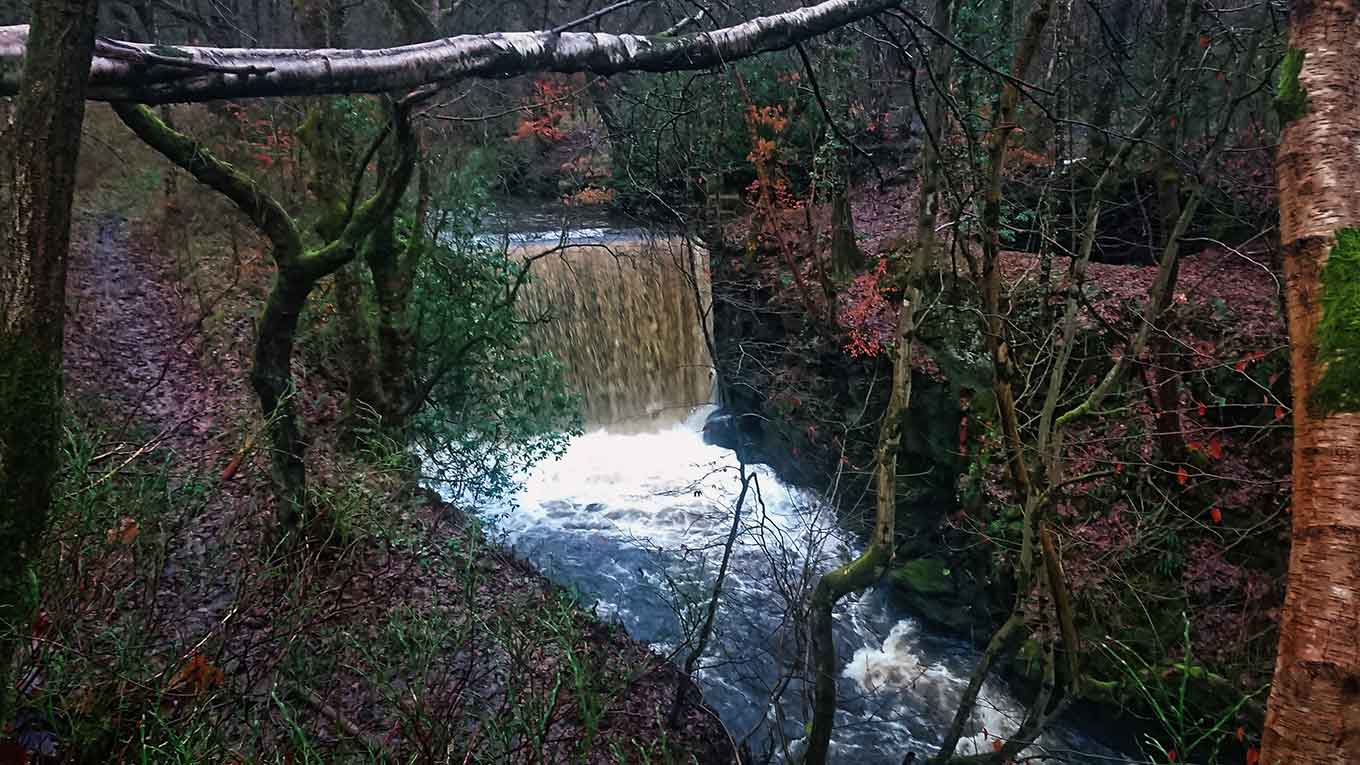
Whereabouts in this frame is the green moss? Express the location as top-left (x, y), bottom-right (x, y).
top-left (1275, 48), bottom-right (1308, 123)
top-left (890, 557), bottom-right (953, 595)
top-left (1311, 228), bottom-right (1360, 414)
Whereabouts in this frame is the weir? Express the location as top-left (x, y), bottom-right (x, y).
top-left (482, 220), bottom-right (1120, 763)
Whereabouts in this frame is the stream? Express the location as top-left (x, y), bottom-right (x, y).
top-left (464, 209), bottom-right (1129, 763)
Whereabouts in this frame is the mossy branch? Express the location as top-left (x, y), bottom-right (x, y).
top-left (302, 101), bottom-right (418, 280)
top-left (111, 102), bottom-right (303, 264)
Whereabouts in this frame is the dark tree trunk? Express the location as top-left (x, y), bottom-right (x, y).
top-left (252, 275), bottom-right (312, 525)
top-left (0, 0), bottom-right (100, 714)
top-left (332, 265), bottom-right (385, 421)
top-left (829, 185), bottom-right (862, 276)
top-left (366, 231), bottom-right (418, 421)
top-left (1150, 0), bottom-right (1191, 457)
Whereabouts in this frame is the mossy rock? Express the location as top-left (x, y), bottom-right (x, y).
top-left (891, 557), bottom-right (954, 595)
top-left (889, 557), bottom-right (983, 632)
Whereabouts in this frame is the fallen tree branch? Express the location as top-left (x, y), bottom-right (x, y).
top-left (0, 0), bottom-right (899, 103)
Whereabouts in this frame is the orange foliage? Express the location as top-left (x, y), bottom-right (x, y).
top-left (512, 78), bottom-right (573, 143)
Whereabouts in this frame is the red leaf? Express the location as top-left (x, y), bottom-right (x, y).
top-left (0, 742), bottom-right (30, 765)
top-left (1235, 358), bottom-right (1250, 373)
top-left (1274, 406), bottom-right (1286, 421)
top-left (1115, 462), bottom-right (1124, 474)
top-left (220, 453), bottom-right (244, 481)
top-left (1177, 466), bottom-right (1189, 485)
top-left (1210, 507), bottom-right (1223, 525)
top-left (1207, 438), bottom-right (1224, 460)
top-left (1197, 401), bottom-right (1207, 418)
top-left (1167, 750), bottom-right (1177, 762)
top-left (1245, 747), bottom-right (1260, 765)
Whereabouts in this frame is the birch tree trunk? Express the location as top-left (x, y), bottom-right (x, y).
top-left (0, 0), bottom-right (100, 715)
top-left (1261, 1), bottom-right (1360, 760)
top-left (0, 0), bottom-right (899, 104)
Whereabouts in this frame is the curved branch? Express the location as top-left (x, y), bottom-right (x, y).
top-left (304, 102), bottom-right (419, 279)
top-left (0, 0), bottom-right (900, 103)
top-left (110, 102), bottom-right (303, 262)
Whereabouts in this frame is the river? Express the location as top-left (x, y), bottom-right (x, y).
top-left (467, 209), bottom-right (1128, 764)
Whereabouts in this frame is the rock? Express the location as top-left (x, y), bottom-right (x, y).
top-left (889, 557), bottom-right (978, 632)
top-left (700, 408), bottom-right (742, 450)
top-left (890, 557), bottom-right (954, 595)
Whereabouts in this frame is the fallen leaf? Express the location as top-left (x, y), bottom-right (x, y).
top-left (220, 453), bottom-right (244, 481)
top-left (105, 517), bottom-right (139, 545)
top-left (1177, 466), bottom-right (1189, 486)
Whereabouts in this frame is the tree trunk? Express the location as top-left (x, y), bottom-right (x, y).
top-left (0, 0), bottom-right (99, 715)
top-left (830, 183), bottom-right (862, 277)
top-left (332, 265), bottom-right (385, 421)
top-left (366, 228), bottom-right (418, 420)
top-left (252, 276), bottom-right (312, 524)
top-left (803, 5), bottom-right (955, 762)
top-left (1261, 2), bottom-right (1360, 761)
top-left (113, 101), bottom-right (418, 527)
top-left (979, 0), bottom-right (1053, 495)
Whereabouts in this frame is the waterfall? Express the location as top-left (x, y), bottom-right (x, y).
top-left (468, 220), bottom-right (1125, 764)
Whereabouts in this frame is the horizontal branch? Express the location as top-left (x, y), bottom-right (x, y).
top-left (0, 0), bottom-right (898, 103)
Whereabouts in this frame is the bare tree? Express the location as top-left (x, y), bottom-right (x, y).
top-left (0, 0), bottom-right (900, 103)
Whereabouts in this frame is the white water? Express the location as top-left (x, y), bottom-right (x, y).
top-left (486, 411), bottom-right (1109, 762)
top-left (460, 218), bottom-right (1124, 763)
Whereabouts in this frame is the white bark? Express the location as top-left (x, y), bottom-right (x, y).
top-left (0, 0), bottom-right (898, 103)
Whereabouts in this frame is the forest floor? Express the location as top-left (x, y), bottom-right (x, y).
top-left (26, 172), bottom-right (734, 761)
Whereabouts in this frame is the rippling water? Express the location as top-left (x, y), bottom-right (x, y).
top-left (469, 221), bottom-right (1124, 763)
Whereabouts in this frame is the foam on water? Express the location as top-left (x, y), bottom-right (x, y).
top-left (449, 220), bottom-right (1125, 763)
top-left (481, 414), bottom-right (1117, 763)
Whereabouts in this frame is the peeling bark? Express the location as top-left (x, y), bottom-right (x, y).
top-left (1262, 1), bottom-right (1360, 761)
top-left (0, 0), bottom-right (899, 103)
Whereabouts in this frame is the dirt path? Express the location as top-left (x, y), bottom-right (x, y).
top-left (52, 210), bottom-right (734, 763)
top-left (64, 212), bottom-right (265, 639)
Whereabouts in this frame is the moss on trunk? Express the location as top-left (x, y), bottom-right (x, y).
top-left (0, 0), bottom-right (99, 716)
top-left (1310, 227), bottom-right (1360, 415)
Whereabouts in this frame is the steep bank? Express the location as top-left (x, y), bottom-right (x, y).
top-left (707, 177), bottom-right (1291, 754)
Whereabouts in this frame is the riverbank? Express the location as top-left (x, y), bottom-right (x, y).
top-left (18, 113), bottom-right (735, 762)
top-left (707, 170), bottom-right (1289, 760)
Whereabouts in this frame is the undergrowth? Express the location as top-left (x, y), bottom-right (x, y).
top-left (8, 413), bottom-right (709, 763)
